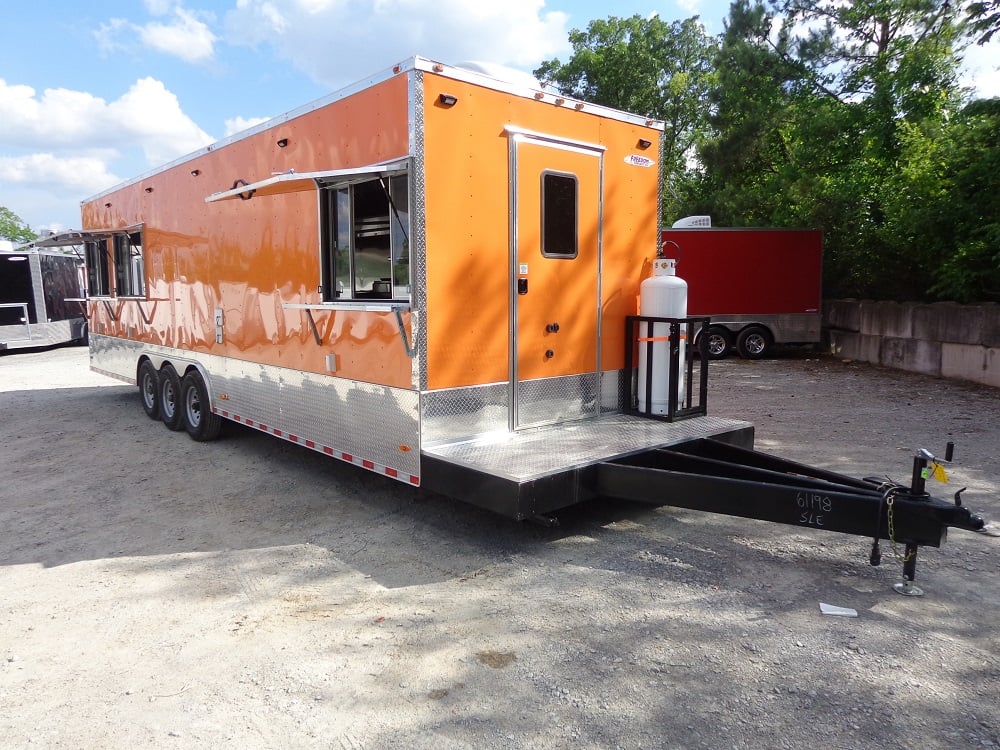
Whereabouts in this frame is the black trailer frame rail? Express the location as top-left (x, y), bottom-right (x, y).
top-left (597, 438), bottom-right (987, 594)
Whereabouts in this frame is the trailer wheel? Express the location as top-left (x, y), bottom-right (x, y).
top-left (736, 325), bottom-right (773, 360)
top-left (138, 360), bottom-right (160, 420)
top-left (181, 370), bottom-right (222, 442)
top-left (704, 326), bottom-right (733, 360)
top-left (159, 364), bottom-right (184, 431)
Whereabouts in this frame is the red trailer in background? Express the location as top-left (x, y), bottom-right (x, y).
top-left (660, 225), bottom-right (823, 359)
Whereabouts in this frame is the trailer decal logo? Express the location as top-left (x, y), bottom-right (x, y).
top-left (625, 154), bottom-right (656, 168)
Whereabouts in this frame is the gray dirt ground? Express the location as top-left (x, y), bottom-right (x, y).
top-left (1, 345), bottom-right (997, 750)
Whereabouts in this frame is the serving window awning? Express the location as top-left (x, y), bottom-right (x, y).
top-left (22, 229), bottom-right (115, 248)
top-left (204, 158), bottom-right (411, 203)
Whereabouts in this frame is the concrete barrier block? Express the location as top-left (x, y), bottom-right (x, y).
top-left (881, 336), bottom-right (941, 376)
top-left (828, 330), bottom-right (880, 363)
top-left (824, 299), bottom-right (860, 332)
top-left (939, 302), bottom-right (983, 345)
top-left (982, 304), bottom-right (1000, 348)
top-left (912, 304), bottom-right (943, 341)
top-left (876, 301), bottom-right (913, 338)
top-left (860, 301), bottom-right (911, 337)
top-left (942, 343), bottom-right (1000, 388)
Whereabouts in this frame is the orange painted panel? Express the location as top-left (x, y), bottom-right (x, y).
top-left (421, 74), bottom-right (662, 390)
top-left (81, 74), bottom-right (414, 389)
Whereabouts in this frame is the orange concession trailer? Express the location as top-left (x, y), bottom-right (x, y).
top-left (78, 57), bottom-right (752, 519)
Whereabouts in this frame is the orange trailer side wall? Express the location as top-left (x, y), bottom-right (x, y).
top-left (81, 73), bottom-right (414, 388)
top-left (420, 75), bottom-right (661, 391)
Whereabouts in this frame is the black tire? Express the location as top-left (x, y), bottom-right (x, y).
top-left (736, 325), bottom-right (773, 360)
top-left (704, 325), bottom-right (733, 360)
top-left (159, 364), bottom-right (184, 431)
top-left (181, 370), bottom-right (222, 442)
top-left (138, 360), bottom-right (160, 420)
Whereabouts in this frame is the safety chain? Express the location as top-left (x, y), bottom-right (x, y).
top-left (884, 489), bottom-right (916, 563)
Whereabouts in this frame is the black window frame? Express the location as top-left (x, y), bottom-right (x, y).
top-left (540, 170), bottom-right (579, 259)
top-left (85, 239), bottom-right (111, 297)
top-left (113, 229), bottom-right (145, 298)
top-left (319, 172), bottom-right (410, 302)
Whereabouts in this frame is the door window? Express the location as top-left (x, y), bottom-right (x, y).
top-left (541, 171), bottom-right (578, 259)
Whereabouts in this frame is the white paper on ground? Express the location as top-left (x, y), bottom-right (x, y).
top-left (819, 602), bottom-right (858, 617)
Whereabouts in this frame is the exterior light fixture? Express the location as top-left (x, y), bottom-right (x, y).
top-left (637, 139), bottom-right (652, 149)
top-left (145, 187), bottom-right (154, 193)
top-left (277, 138), bottom-right (289, 148)
top-left (191, 169), bottom-right (201, 176)
top-left (438, 93), bottom-right (458, 107)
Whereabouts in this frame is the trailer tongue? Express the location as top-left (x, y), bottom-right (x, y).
top-left (597, 436), bottom-right (987, 596)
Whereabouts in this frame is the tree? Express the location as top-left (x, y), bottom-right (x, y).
top-left (534, 15), bottom-right (719, 220)
top-left (966, 0), bottom-right (1000, 43)
top-left (0, 206), bottom-right (36, 245)
top-left (698, 0), bottom-right (970, 300)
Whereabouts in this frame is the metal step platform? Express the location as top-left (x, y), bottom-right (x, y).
top-left (420, 414), bottom-right (753, 519)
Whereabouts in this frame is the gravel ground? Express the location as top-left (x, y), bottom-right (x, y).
top-left (1, 345), bottom-right (997, 750)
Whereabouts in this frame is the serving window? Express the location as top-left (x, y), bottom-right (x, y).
top-left (85, 239), bottom-right (111, 297)
top-left (320, 172), bottom-right (409, 301)
top-left (113, 230), bottom-right (145, 297)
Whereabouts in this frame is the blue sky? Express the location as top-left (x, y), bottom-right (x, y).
top-left (1, 0), bottom-right (997, 234)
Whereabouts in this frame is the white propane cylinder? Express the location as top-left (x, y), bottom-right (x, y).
top-left (637, 257), bottom-right (688, 414)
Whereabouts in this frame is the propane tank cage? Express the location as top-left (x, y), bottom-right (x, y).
top-left (626, 315), bottom-right (710, 422)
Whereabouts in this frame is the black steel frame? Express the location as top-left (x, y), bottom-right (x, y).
top-left (625, 315), bottom-right (710, 421)
top-left (596, 438), bottom-right (986, 587)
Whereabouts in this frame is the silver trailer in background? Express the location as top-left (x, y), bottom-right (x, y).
top-left (1, 233), bottom-right (88, 351)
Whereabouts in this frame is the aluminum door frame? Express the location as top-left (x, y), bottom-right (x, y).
top-left (505, 126), bottom-right (605, 431)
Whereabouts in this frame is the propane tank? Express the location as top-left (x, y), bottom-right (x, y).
top-left (637, 255), bottom-right (688, 414)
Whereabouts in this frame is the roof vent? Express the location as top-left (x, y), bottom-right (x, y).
top-left (672, 215), bottom-right (712, 228)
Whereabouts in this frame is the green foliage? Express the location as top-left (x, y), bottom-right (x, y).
top-left (966, 0), bottom-right (1000, 43)
top-left (537, 2), bottom-right (997, 302)
top-left (697, 0), bottom-right (980, 300)
top-left (0, 206), bottom-right (36, 245)
top-left (535, 15), bottom-right (719, 219)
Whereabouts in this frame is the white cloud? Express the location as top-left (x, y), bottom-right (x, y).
top-left (0, 76), bottom-right (213, 230)
top-left (97, 4), bottom-right (217, 64)
top-left (676, 0), bottom-right (703, 15)
top-left (0, 154), bottom-right (121, 194)
top-left (140, 8), bottom-right (218, 63)
top-left (225, 115), bottom-right (272, 137)
top-left (110, 78), bottom-right (215, 163)
top-left (225, 0), bottom-right (570, 89)
top-left (0, 77), bottom-right (213, 167)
